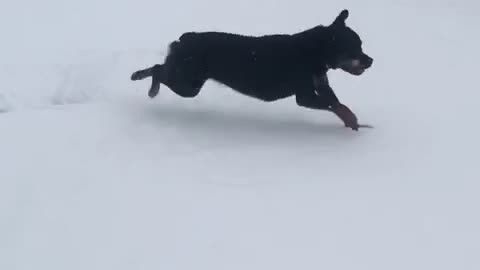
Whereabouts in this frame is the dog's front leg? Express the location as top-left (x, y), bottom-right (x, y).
top-left (295, 74), bottom-right (359, 130)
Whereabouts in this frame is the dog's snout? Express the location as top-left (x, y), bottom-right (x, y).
top-left (363, 55), bottom-right (373, 68)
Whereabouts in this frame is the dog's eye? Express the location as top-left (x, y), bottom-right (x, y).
top-left (348, 50), bottom-right (363, 58)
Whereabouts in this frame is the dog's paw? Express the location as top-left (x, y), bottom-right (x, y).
top-left (131, 68), bottom-right (152, 81)
top-left (130, 71), bottom-right (143, 81)
top-left (148, 82), bottom-right (160, 98)
top-left (333, 104), bottom-right (359, 131)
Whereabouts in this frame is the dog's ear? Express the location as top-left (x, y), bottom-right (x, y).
top-left (331, 9), bottom-right (349, 27)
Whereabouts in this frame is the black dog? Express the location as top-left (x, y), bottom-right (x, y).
top-left (131, 9), bottom-right (373, 130)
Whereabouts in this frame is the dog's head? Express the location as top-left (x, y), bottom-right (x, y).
top-left (328, 10), bottom-right (373, 75)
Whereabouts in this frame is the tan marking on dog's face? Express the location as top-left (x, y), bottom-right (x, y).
top-left (351, 59), bottom-right (361, 67)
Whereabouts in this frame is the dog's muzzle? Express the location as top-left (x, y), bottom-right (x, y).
top-left (338, 54), bottom-right (373, 76)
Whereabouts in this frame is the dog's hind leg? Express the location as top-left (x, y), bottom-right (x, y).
top-left (165, 77), bottom-right (206, 98)
top-left (162, 61), bottom-right (207, 98)
top-left (131, 65), bottom-right (156, 81)
top-left (147, 65), bottom-right (165, 98)
top-left (131, 64), bottom-right (165, 98)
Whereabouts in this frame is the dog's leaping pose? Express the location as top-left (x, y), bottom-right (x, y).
top-left (131, 9), bottom-right (373, 130)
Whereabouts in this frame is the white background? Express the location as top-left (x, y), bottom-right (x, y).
top-left (1, 1), bottom-right (479, 269)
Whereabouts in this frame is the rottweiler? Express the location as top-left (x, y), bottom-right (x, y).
top-left (131, 10), bottom-right (373, 130)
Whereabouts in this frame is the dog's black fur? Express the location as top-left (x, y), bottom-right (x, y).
top-left (131, 10), bottom-right (373, 129)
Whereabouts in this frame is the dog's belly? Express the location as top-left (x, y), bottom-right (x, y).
top-left (205, 53), bottom-right (303, 100)
top-left (210, 72), bottom-right (297, 101)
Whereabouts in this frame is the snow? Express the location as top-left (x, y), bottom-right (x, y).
top-left (1, 0), bottom-right (479, 270)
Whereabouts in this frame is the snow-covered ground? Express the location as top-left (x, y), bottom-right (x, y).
top-left (1, 1), bottom-right (479, 269)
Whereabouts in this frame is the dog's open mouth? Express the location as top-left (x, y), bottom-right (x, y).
top-left (340, 64), bottom-right (368, 76)
top-left (347, 66), bottom-right (365, 75)
top-left (336, 58), bottom-right (371, 76)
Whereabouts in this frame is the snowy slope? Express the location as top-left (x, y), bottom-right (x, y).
top-left (1, 1), bottom-right (479, 270)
